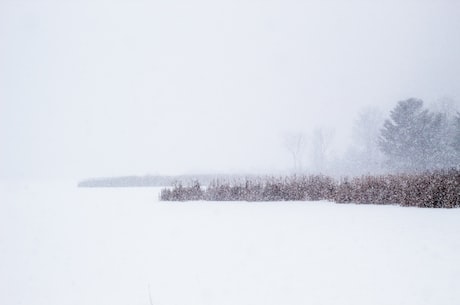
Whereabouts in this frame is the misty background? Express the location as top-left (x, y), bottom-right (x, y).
top-left (1, 0), bottom-right (460, 181)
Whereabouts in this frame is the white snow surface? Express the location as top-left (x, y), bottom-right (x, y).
top-left (1, 181), bottom-right (459, 305)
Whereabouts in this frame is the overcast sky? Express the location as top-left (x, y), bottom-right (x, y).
top-left (1, 0), bottom-right (460, 181)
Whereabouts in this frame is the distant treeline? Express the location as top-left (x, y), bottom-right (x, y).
top-left (160, 169), bottom-right (460, 208)
top-left (77, 174), bottom-right (257, 188)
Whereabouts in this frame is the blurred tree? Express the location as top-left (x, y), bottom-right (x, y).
top-left (283, 132), bottom-right (306, 173)
top-left (351, 107), bottom-right (385, 173)
top-left (453, 113), bottom-right (460, 155)
top-left (429, 98), bottom-right (460, 168)
top-left (379, 98), bottom-right (456, 172)
top-left (310, 127), bottom-right (334, 173)
top-left (380, 98), bottom-right (423, 171)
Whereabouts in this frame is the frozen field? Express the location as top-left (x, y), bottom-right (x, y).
top-left (1, 181), bottom-right (460, 305)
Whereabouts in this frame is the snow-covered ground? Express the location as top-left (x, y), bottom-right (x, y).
top-left (1, 181), bottom-right (459, 305)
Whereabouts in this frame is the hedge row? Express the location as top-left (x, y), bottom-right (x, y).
top-left (159, 169), bottom-right (460, 208)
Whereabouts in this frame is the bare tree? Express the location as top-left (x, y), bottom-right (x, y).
top-left (310, 127), bottom-right (334, 174)
top-left (351, 106), bottom-right (385, 173)
top-left (283, 132), bottom-right (306, 173)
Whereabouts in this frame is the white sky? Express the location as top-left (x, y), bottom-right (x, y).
top-left (1, 0), bottom-right (460, 180)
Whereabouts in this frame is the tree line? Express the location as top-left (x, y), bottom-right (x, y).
top-left (285, 98), bottom-right (460, 176)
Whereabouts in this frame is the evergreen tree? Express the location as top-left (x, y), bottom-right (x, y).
top-left (379, 98), bottom-right (447, 172)
top-left (428, 100), bottom-right (460, 168)
top-left (424, 112), bottom-right (455, 169)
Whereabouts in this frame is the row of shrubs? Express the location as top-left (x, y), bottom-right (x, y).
top-left (159, 169), bottom-right (460, 208)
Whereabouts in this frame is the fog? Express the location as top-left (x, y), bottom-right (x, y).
top-left (1, 0), bottom-right (460, 181)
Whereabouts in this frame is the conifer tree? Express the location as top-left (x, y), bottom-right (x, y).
top-left (379, 98), bottom-right (446, 172)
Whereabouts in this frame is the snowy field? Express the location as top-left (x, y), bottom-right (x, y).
top-left (1, 182), bottom-right (460, 305)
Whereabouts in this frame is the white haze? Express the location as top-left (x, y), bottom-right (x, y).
top-left (1, 0), bottom-right (460, 181)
